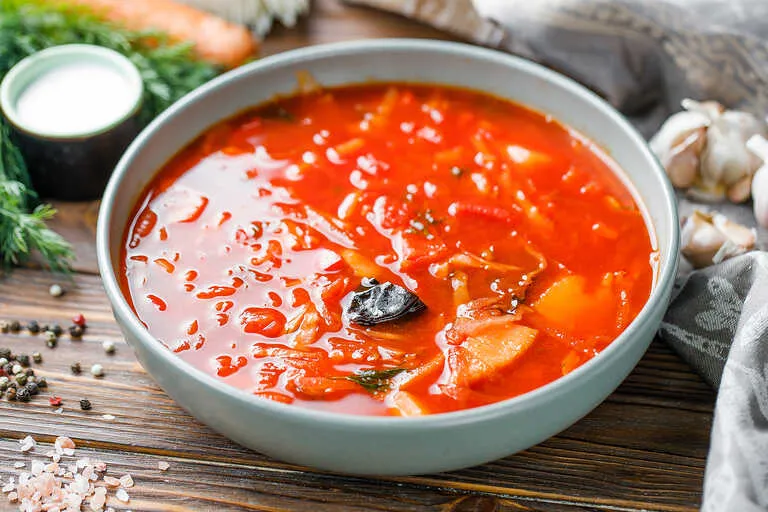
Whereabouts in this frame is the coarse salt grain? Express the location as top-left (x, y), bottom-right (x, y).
top-left (5, 434), bottom-right (141, 512)
top-left (102, 476), bottom-right (120, 488)
top-left (13, 462), bottom-right (25, 469)
top-left (19, 436), bottom-right (36, 452)
top-left (101, 414), bottom-right (115, 421)
top-left (115, 488), bottom-right (130, 503)
top-left (158, 461), bottom-right (170, 471)
top-left (119, 474), bottom-right (133, 488)
top-left (54, 407), bottom-right (63, 414)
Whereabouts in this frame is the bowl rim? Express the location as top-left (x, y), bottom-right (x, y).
top-left (97, 38), bottom-right (680, 429)
top-left (0, 44), bottom-right (144, 140)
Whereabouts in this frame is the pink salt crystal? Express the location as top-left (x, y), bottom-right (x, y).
top-left (20, 436), bottom-right (36, 452)
top-left (52, 454), bottom-right (61, 464)
top-left (8, 492), bottom-right (18, 502)
top-left (70, 475), bottom-right (89, 495)
top-left (2, 482), bottom-right (14, 493)
top-left (93, 462), bottom-right (107, 473)
top-left (115, 489), bottom-right (129, 503)
top-left (118, 475), bottom-right (133, 488)
top-left (55, 437), bottom-right (75, 450)
top-left (45, 463), bottom-right (59, 474)
top-left (81, 466), bottom-right (94, 481)
top-left (157, 461), bottom-right (170, 471)
top-left (102, 477), bottom-right (120, 488)
top-left (31, 461), bottom-right (45, 476)
top-left (90, 487), bottom-right (106, 511)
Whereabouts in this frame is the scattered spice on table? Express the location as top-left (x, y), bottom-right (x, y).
top-left (79, 399), bottom-right (92, 411)
top-left (0, 435), bottom-right (136, 511)
top-left (158, 461), bottom-right (170, 471)
top-left (102, 341), bottom-right (116, 355)
top-left (70, 362), bottom-right (82, 375)
top-left (48, 284), bottom-right (65, 298)
top-left (26, 321), bottom-right (39, 334)
top-left (48, 396), bottom-right (62, 406)
top-left (72, 314), bottom-right (86, 327)
top-left (90, 364), bottom-right (105, 378)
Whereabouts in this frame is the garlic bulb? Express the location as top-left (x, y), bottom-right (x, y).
top-left (746, 134), bottom-right (768, 228)
top-left (698, 110), bottom-right (765, 202)
top-left (681, 210), bottom-right (756, 269)
top-left (649, 104), bottom-right (710, 189)
top-left (650, 99), bottom-right (766, 203)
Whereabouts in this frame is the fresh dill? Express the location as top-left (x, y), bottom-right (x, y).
top-left (344, 368), bottom-right (406, 393)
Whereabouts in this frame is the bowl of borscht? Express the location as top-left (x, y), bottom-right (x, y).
top-left (97, 39), bottom-right (679, 475)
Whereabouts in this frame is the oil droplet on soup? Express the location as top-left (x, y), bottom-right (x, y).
top-left (121, 83), bottom-right (656, 416)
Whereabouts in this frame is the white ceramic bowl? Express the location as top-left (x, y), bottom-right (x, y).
top-left (97, 39), bottom-right (679, 476)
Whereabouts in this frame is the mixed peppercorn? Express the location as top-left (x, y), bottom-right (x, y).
top-left (0, 312), bottom-right (115, 411)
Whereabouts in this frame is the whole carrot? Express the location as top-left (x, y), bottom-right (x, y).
top-left (51, 0), bottom-right (258, 68)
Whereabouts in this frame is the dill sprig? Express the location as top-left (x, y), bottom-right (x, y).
top-left (345, 368), bottom-right (406, 393)
top-left (0, 0), bottom-right (221, 273)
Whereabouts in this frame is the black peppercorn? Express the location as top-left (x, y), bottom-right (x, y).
top-left (15, 387), bottom-right (31, 402)
top-left (70, 362), bottom-right (82, 375)
top-left (25, 382), bottom-right (39, 396)
top-left (40, 325), bottom-right (49, 333)
top-left (17, 354), bottom-right (30, 367)
top-left (0, 322), bottom-right (9, 334)
top-left (14, 374), bottom-right (27, 386)
top-left (32, 352), bottom-right (42, 364)
top-left (51, 324), bottom-right (63, 337)
top-left (24, 368), bottom-right (34, 377)
top-left (0, 348), bottom-right (10, 360)
top-left (2, 363), bottom-right (13, 375)
top-left (45, 335), bottom-right (57, 349)
top-left (36, 377), bottom-right (47, 389)
top-left (79, 398), bottom-right (92, 410)
top-left (26, 321), bottom-right (40, 334)
top-left (9, 320), bottom-right (21, 333)
top-left (6, 387), bottom-right (16, 400)
top-left (68, 325), bottom-right (84, 339)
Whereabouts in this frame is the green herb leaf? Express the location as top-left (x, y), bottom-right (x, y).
top-left (345, 368), bottom-right (406, 393)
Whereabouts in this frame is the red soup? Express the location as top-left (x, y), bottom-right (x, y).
top-left (121, 83), bottom-right (656, 416)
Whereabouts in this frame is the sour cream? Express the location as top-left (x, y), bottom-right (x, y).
top-left (15, 61), bottom-right (137, 136)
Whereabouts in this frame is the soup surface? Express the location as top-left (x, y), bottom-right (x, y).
top-left (121, 83), bottom-right (656, 416)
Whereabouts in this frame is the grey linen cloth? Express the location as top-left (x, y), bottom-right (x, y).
top-left (342, 0), bottom-right (768, 508)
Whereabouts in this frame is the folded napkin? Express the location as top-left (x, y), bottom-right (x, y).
top-left (345, 1), bottom-right (768, 509)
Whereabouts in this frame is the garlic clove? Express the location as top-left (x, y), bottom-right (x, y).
top-left (649, 108), bottom-right (710, 188)
top-left (727, 174), bottom-right (752, 203)
top-left (681, 99), bottom-right (724, 119)
top-left (746, 134), bottom-right (768, 228)
top-left (681, 210), bottom-right (755, 268)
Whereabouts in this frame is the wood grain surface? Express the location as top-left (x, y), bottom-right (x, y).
top-left (0, 1), bottom-right (714, 511)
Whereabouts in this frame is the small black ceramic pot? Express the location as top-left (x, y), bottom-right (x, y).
top-left (0, 44), bottom-right (144, 201)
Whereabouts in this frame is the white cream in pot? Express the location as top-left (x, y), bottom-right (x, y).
top-left (15, 62), bottom-right (136, 136)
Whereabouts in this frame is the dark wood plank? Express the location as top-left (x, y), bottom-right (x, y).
top-left (0, 268), bottom-right (709, 511)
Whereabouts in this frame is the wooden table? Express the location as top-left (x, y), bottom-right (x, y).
top-left (0, 1), bottom-right (714, 510)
